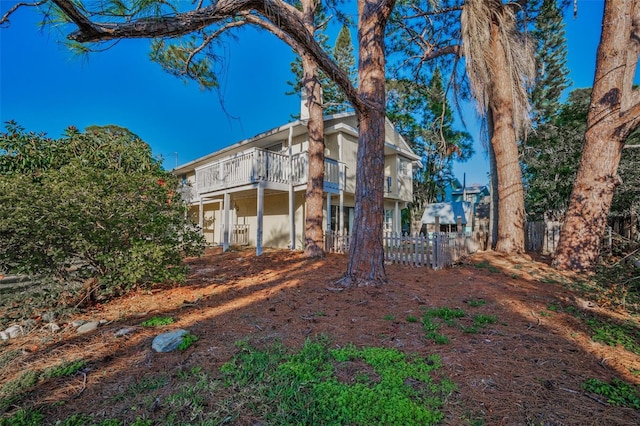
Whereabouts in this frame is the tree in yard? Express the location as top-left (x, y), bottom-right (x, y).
top-left (388, 0), bottom-right (534, 252)
top-left (460, 0), bottom-right (535, 253)
top-left (523, 89), bottom-right (588, 221)
top-left (521, 0), bottom-right (572, 221)
top-left (386, 69), bottom-right (473, 228)
top-left (284, 12), bottom-right (356, 258)
top-left (0, 122), bottom-right (204, 301)
top-left (529, 0), bottom-right (570, 126)
top-left (4, 0), bottom-right (393, 285)
top-left (554, 0), bottom-right (640, 271)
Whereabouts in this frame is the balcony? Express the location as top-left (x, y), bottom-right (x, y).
top-left (195, 147), bottom-right (344, 195)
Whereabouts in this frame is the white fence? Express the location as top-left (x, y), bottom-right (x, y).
top-left (324, 231), bottom-right (481, 269)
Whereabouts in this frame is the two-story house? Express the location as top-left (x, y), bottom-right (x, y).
top-left (173, 112), bottom-right (421, 254)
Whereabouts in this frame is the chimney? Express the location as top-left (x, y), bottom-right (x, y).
top-left (300, 88), bottom-right (310, 122)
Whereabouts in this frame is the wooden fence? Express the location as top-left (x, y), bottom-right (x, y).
top-left (324, 231), bottom-right (482, 269)
top-left (525, 221), bottom-right (562, 255)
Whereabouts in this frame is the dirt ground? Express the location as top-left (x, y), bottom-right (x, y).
top-left (1, 247), bottom-right (640, 425)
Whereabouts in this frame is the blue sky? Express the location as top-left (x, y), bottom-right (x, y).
top-left (1, 1), bottom-right (607, 184)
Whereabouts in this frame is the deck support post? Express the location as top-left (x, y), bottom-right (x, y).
top-left (257, 183), bottom-right (264, 256)
top-left (288, 127), bottom-right (295, 250)
top-left (223, 192), bottom-right (230, 252)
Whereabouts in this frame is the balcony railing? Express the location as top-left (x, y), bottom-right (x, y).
top-left (195, 147), bottom-right (344, 194)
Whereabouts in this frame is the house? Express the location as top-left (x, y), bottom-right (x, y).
top-left (173, 112), bottom-right (421, 254)
top-left (422, 178), bottom-right (490, 233)
top-left (420, 201), bottom-right (471, 233)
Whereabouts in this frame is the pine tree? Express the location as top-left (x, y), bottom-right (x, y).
top-left (530, 0), bottom-right (570, 125)
top-left (522, 0), bottom-right (571, 220)
top-left (324, 25), bottom-right (357, 114)
top-left (287, 24), bottom-right (356, 116)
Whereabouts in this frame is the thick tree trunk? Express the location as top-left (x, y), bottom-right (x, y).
top-left (340, 0), bottom-right (395, 286)
top-left (488, 18), bottom-right (525, 254)
top-left (302, 54), bottom-right (326, 258)
top-left (554, 0), bottom-right (640, 271)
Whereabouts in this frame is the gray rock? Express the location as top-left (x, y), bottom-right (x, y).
top-left (76, 321), bottom-right (100, 334)
top-left (4, 325), bottom-right (24, 339)
top-left (71, 320), bottom-right (87, 328)
top-left (114, 327), bottom-right (136, 338)
top-left (152, 329), bottom-right (189, 353)
top-left (0, 331), bottom-right (8, 341)
top-left (46, 323), bottom-right (61, 333)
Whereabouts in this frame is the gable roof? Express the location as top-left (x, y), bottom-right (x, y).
top-left (421, 201), bottom-right (471, 225)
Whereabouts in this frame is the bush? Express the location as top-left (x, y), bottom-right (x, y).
top-left (0, 122), bottom-right (204, 299)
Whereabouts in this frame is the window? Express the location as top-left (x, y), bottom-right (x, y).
top-left (398, 159), bottom-right (411, 178)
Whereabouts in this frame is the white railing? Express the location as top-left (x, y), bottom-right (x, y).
top-left (195, 148), bottom-right (343, 194)
top-left (324, 231), bottom-right (480, 269)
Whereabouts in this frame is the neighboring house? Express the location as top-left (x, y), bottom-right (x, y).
top-left (422, 178), bottom-right (490, 233)
top-left (173, 112), bottom-right (421, 253)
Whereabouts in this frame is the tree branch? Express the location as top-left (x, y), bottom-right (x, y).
top-left (51, 0), bottom-right (363, 113)
top-left (0, 0), bottom-right (47, 26)
top-left (185, 20), bottom-right (247, 78)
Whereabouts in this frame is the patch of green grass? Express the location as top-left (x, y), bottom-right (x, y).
top-left (383, 314), bottom-right (396, 321)
top-left (473, 314), bottom-right (496, 327)
top-left (406, 315), bottom-right (418, 323)
top-left (466, 299), bottom-right (487, 307)
top-left (0, 349), bottom-right (22, 373)
top-left (474, 261), bottom-right (500, 273)
top-left (140, 316), bottom-right (174, 327)
top-left (0, 408), bottom-right (44, 426)
top-left (1, 370), bottom-right (39, 397)
top-left (585, 317), bottom-right (640, 355)
top-left (424, 307), bottom-right (465, 326)
top-left (547, 303), bottom-right (560, 312)
top-left (43, 359), bottom-right (86, 379)
top-left (177, 332), bottom-right (198, 351)
top-left (583, 378), bottom-right (640, 408)
top-left (219, 338), bottom-right (454, 425)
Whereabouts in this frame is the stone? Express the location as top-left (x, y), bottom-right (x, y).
top-left (4, 325), bottom-right (24, 339)
top-left (71, 320), bottom-right (87, 328)
top-left (114, 327), bottom-right (136, 338)
top-left (152, 329), bottom-right (189, 353)
top-left (0, 331), bottom-right (8, 341)
top-left (46, 323), bottom-right (61, 333)
top-left (76, 321), bottom-right (100, 334)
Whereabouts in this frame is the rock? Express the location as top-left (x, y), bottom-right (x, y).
top-left (76, 321), bottom-right (100, 334)
top-left (114, 327), bottom-right (136, 338)
top-left (71, 320), bottom-right (87, 328)
top-left (4, 325), bottom-right (24, 339)
top-left (152, 329), bottom-right (189, 353)
top-left (0, 331), bottom-right (8, 340)
top-left (46, 323), bottom-right (61, 333)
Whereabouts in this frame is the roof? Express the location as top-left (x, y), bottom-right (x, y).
top-left (421, 201), bottom-right (471, 225)
top-left (172, 112), bottom-right (421, 174)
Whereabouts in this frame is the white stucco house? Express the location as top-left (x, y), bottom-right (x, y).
top-left (173, 112), bottom-right (421, 253)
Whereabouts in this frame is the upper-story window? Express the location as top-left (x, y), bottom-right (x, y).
top-left (398, 159), bottom-right (411, 178)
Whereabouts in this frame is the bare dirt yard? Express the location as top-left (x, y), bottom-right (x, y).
top-left (1, 247), bottom-right (639, 425)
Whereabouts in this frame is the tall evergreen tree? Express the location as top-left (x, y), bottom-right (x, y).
top-left (530, 0), bottom-right (570, 125)
top-left (324, 25), bottom-right (357, 114)
top-left (287, 24), bottom-right (356, 115)
top-left (387, 68), bottom-right (473, 228)
top-left (522, 0), bottom-right (571, 220)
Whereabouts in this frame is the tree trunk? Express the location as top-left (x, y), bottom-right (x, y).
top-left (302, 53), bottom-right (326, 258)
top-left (554, 0), bottom-right (640, 271)
top-left (340, 0), bottom-right (395, 286)
top-left (488, 17), bottom-right (525, 254)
